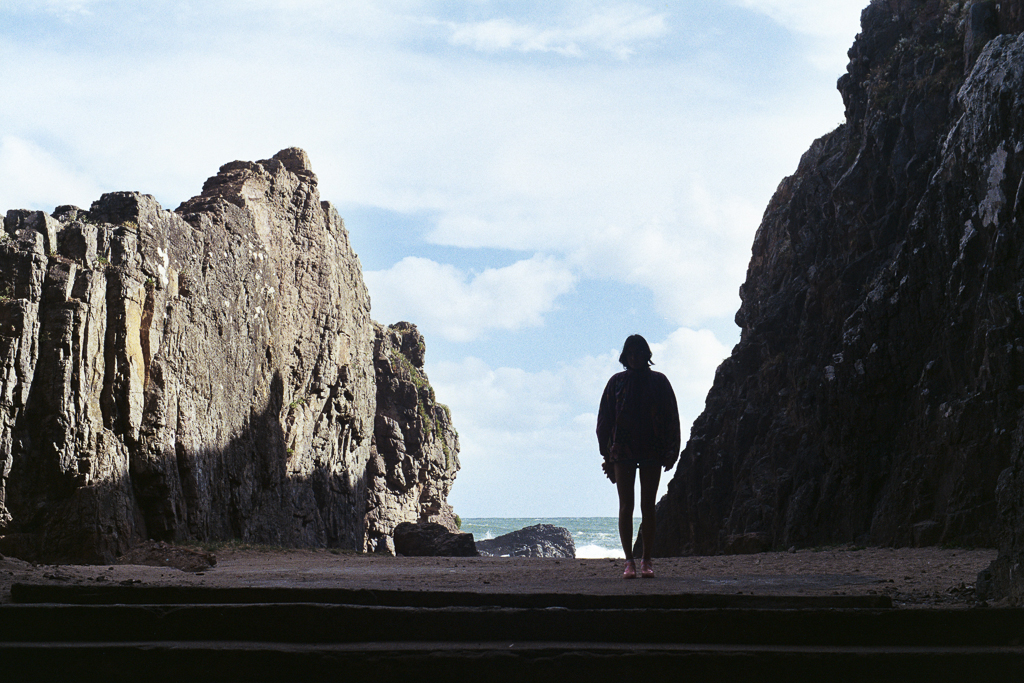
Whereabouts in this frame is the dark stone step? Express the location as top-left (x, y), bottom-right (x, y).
top-left (10, 582), bottom-right (892, 609)
top-left (2, 602), bottom-right (1022, 648)
top-left (1, 641), bottom-right (1022, 683)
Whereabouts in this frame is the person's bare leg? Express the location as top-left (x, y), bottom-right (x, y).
top-left (638, 463), bottom-right (662, 563)
top-left (615, 462), bottom-right (637, 561)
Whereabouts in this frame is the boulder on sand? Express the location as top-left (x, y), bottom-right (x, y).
top-left (393, 522), bottom-right (478, 557)
top-left (476, 524), bottom-right (575, 558)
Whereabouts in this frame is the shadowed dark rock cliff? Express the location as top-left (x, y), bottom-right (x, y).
top-left (653, 0), bottom-right (1024, 581)
top-left (0, 148), bottom-right (460, 563)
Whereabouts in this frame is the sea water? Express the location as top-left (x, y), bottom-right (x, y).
top-left (460, 517), bottom-right (641, 559)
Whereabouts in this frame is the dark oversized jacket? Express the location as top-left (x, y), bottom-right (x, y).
top-left (596, 367), bottom-right (680, 467)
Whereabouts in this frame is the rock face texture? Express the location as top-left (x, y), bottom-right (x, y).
top-left (392, 521), bottom-right (477, 557)
top-left (365, 322), bottom-right (460, 554)
top-left (0, 148), bottom-right (460, 563)
top-left (476, 524), bottom-right (576, 558)
top-left (654, 0), bottom-right (1024, 573)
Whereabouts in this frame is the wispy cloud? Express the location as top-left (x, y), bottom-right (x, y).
top-left (731, 0), bottom-right (865, 38)
top-left (3, 0), bottom-right (102, 18)
top-left (651, 327), bottom-right (732, 411)
top-left (365, 255), bottom-right (576, 342)
top-left (729, 0), bottom-right (865, 71)
top-left (444, 5), bottom-right (667, 59)
top-left (0, 136), bottom-right (104, 213)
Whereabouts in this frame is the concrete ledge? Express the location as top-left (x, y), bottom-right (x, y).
top-left (2, 601), bottom-right (1023, 647)
top-left (1, 641), bottom-right (1023, 683)
top-left (10, 582), bottom-right (892, 609)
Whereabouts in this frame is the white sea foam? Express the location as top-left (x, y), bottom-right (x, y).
top-left (461, 517), bottom-right (637, 560)
top-left (575, 543), bottom-right (623, 559)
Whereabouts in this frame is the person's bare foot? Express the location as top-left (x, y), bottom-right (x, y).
top-left (623, 560), bottom-right (637, 579)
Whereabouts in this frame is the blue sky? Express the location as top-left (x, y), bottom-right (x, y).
top-left (0, 0), bottom-right (866, 517)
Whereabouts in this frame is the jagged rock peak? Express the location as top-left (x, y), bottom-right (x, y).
top-left (272, 147), bottom-right (313, 174)
top-left (379, 321), bottom-right (427, 371)
top-left (176, 147), bottom-right (328, 241)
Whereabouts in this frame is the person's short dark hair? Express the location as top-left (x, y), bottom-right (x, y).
top-left (619, 334), bottom-right (653, 368)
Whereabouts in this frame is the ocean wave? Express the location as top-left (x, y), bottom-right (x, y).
top-left (461, 518), bottom-right (633, 559)
top-left (575, 543), bottom-right (624, 559)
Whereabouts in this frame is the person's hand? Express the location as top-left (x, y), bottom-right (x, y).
top-left (602, 458), bottom-right (617, 484)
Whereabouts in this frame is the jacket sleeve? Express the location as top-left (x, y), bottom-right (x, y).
top-left (659, 374), bottom-right (681, 466)
top-left (596, 376), bottom-right (616, 457)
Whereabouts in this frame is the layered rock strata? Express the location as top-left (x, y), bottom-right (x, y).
top-left (0, 148), bottom-right (459, 563)
top-left (365, 322), bottom-right (460, 554)
top-left (654, 0), bottom-right (1024, 566)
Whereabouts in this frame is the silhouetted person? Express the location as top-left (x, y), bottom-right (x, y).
top-left (596, 335), bottom-right (680, 578)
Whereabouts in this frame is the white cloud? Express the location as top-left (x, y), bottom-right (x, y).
top-left (365, 254), bottom-right (576, 342)
top-left (729, 0), bottom-right (865, 71)
top-left (650, 327), bottom-right (732, 423)
top-left (431, 357), bottom-right (574, 434)
top-left (569, 212), bottom-right (752, 328)
top-left (3, 0), bottom-right (101, 17)
top-left (446, 5), bottom-right (667, 58)
top-left (431, 351), bottom-right (615, 516)
top-left (400, 63), bottom-right (844, 328)
top-left (0, 136), bottom-right (104, 213)
top-left (731, 0), bottom-right (865, 38)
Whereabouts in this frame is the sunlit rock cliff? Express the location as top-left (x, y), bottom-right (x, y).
top-left (365, 321), bottom-right (461, 554)
top-left (0, 148), bottom-right (459, 563)
top-left (654, 0), bottom-right (1024, 599)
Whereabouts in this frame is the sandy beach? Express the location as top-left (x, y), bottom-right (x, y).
top-left (1, 545), bottom-right (998, 608)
